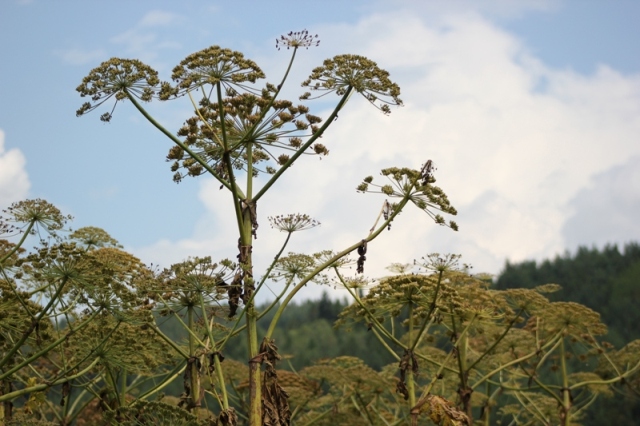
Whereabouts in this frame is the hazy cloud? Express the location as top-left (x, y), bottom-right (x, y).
top-left (0, 130), bottom-right (30, 208)
top-left (139, 10), bottom-right (180, 27)
top-left (54, 48), bottom-right (108, 66)
top-left (563, 156), bottom-right (640, 249)
top-left (110, 10), bottom-right (183, 64)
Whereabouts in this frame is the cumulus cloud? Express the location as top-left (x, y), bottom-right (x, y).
top-left (131, 8), bottom-right (640, 300)
top-left (0, 130), bottom-right (30, 208)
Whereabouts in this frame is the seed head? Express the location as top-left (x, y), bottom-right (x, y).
top-left (276, 30), bottom-right (320, 50)
top-left (302, 54), bottom-right (403, 114)
top-left (76, 58), bottom-right (159, 121)
top-left (164, 45), bottom-right (265, 98)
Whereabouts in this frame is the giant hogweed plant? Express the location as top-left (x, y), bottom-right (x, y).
top-left (1, 31), bottom-right (634, 426)
top-left (73, 30), bottom-right (457, 425)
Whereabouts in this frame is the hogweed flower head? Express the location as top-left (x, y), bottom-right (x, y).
top-left (162, 45), bottom-right (265, 99)
top-left (270, 252), bottom-right (317, 282)
top-left (417, 253), bottom-right (462, 274)
top-left (269, 213), bottom-right (320, 233)
top-left (170, 93), bottom-right (324, 181)
top-left (69, 226), bottom-right (122, 250)
top-left (276, 30), bottom-right (320, 50)
top-left (301, 54), bottom-right (403, 114)
top-left (2, 198), bottom-right (72, 237)
top-left (76, 58), bottom-right (160, 121)
top-left (357, 167), bottom-right (458, 231)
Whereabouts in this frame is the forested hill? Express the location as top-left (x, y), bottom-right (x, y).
top-left (495, 242), bottom-right (640, 347)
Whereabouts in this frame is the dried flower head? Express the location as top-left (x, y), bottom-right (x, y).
top-left (76, 58), bottom-right (160, 121)
top-left (301, 54), bottom-right (403, 114)
top-left (269, 214), bottom-right (320, 233)
top-left (276, 30), bottom-right (320, 50)
top-left (162, 45), bottom-right (265, 98)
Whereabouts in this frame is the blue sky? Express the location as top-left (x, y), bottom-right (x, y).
top-left (1, 0), bottom-right (639, 301)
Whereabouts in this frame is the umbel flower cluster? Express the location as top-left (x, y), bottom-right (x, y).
top-left (357, 166), bottom-right (459, 230)
top-left (301, 54), bottom-right (403, 114)
top-left (167, 93), bottom-right (326, 182)
top-left (76, 58), bottom-right (160, 122)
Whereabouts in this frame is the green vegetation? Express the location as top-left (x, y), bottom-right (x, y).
top-left (1, 31), bottom-right (639, 426)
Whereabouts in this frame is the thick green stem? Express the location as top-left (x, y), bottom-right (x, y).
top-left (216, 232), bottom-right (293, 353)
top-left (105, 366), bottom-right (120, 408)
top-left (481, 384), bottom-right (501, 426)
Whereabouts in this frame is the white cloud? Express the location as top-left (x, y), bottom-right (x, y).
top-left (0, 130), bottom-right (30, 208)
top-left (131, 8), bottom-right (640, 299)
